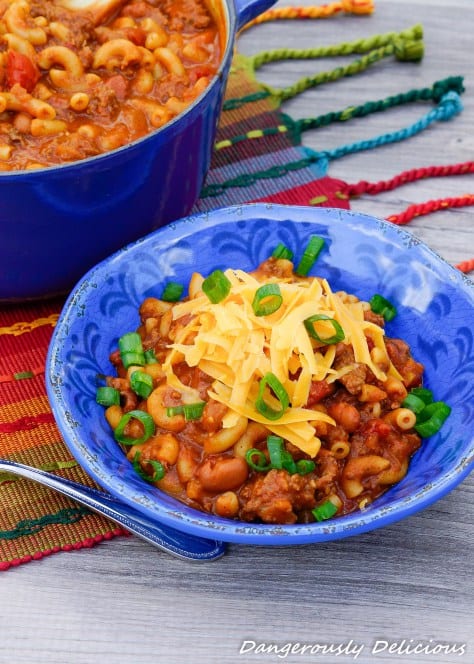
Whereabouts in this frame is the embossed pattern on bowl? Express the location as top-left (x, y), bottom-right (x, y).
top-left (46, 204), bottom-right (474, 545)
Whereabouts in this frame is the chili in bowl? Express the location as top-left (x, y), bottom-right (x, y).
top-left (46, 204), bottom-right (474, 546)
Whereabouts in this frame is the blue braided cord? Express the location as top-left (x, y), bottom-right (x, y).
top-left (313, 91), bottom-right (463, 162)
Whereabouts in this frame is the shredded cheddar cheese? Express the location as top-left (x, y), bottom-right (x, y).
top-left (161, 267), bottom-right (400, 457)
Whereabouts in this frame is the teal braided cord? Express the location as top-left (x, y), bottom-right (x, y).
top-left (201, 92), bottom-right (463, 199)
top-left (0, 506), bottom-right (89, 540)
top-left (296, 77), bottom-right (465, 133)
top-left (217, 77), bottom-right (464, 149)
top-left (264, 41), bottom-right (422, 103)
top-left (316, 92), bottom-right (463, 161)
top-left (251, 24), bottom-right (423, 69)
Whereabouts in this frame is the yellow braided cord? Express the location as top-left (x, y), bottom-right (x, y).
top-left (241, 1), bottom-right (374, 32)
top-left (0, 314), bottom-right (59, 337)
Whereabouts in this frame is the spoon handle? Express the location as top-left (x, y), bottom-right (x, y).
top-left (0, 460), bottom-right (225, 561)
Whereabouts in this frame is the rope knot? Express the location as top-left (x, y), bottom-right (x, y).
top-left (432, 76), bottom-right (465, 102)
top-left (393, 36), bottom-right (424, 61)
top-left (341, 0), bottom-right (374, 14)
top-left (437, 91), bottom-right (463, 120)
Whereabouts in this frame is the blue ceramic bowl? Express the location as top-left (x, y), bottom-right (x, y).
top-left (0, 0), bottom-right (275, 302)
top-left (46, 204), bottom-right (474, 546)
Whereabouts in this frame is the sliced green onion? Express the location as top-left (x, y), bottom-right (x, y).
top-left (266, 435), bottom-right (294, 473)
top-left (132, 451), bottom-right (165, 482)
top-left (120, 351), bottom-right (146, 369)
top-left (166, 405), bottom-right (184, 417)
top-left (118, 332), bottom-right (145, 368)
top-left (118, 332), bottom-right (142, 353)
top-left (202, 269), bottom-right (231, 303)
top-left (255, 372), bottom-right (290, 421)
top-left (144, 348), bottom-right (159, 364)
top-left (402, 392), bottom-right (427, 415)
top-left (96, 386), bottom-right (120, 407)
top-left (295, 459), bottom-right (316, 475)
top-left (183, 402), bottom-right (206, 420)
top-left (245, 448), bottom-right (271, 472)
top-left (296, 235), bottom-right (325, 276)
top-left (414, 402), bottom-right (451, 437)
top-left (252, 283), bottom-right (283, 316)
top-left (266, 435), bottom-right (284, 465)
top-left (416, 401), bottom-right (449, 424)
top-left (312, 500), bottom-right (338, 522)
top-left (248, 436), bottom-right (316, 476)
top-left (304, 314), bottom-right (345, 345)
top-left (272, 243), bottom-right (294, 260)
top-left (369, 294), bottom-right (397, 322)
top-left (409, 387), bottom-right (434, 405)
top-left (162, 281), bottom-right (184, 302)
top-left (166, 402), bottom-right (206, 421)
top-left (114, 410), bottom-right (155, 446)
top-left (130, 370), bottom-right (154, 399)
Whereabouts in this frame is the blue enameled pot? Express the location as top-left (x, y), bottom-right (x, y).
top-left (0, 0), bottom-right (276, 301)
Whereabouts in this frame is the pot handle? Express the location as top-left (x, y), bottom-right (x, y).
top-left (234, 0), bottom-right (278, 31)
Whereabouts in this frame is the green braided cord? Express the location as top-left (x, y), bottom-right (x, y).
top-left (0, 506), bottom-right (89, 540)
top-left (265, 40), bottom-right (424, 103)
top-left (296, 76), bottom-right (464, 133)
top-left (251, 24), bottom-right (423, 69)
top-left (223, 90), bottom-right (269, 111)
top-left (201, 155), bottom-right (318, 198)
top-left (203, 88), bottom-right (463, 198)
top-left (223, 25), bottom-right (424, 110)
top-left (216, 77), bottom-right (464, 151)
top-left (215, 124), bottom-right (290, 151)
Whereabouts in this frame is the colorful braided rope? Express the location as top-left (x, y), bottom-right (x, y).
top-left (346, 161), bottom-right (474, 196)
top-left (216, 77), bottom-right (464, 152)
top-left (346, 162), bottom-right (474, 273)
top-left (241, 0), bottom-right (374, 32)
top-left (223, 25), bottom-right (424, 109)
top-left (386, 195), bottom-right (474, 226)
top-left (204, 93), bottom-right (463, 198)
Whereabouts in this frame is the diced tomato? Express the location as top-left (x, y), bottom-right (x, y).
top-left (363, 418), bottom-right (392, 438)
top-left (6, 50), bottom-right (40, 93)
top-left (123, 27), bottom-right (146, 47)
top-left (306, 380), bottom-right (334, 406)
top-left (189, 66), bottom-right (213, 85)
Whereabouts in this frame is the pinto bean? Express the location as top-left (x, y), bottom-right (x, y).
top-left (327, 401), bottom-right (361, 433)
top-left (197, 456), bottom-right (249, 493)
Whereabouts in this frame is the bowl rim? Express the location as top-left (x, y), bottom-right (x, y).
top-left (46, 203), bottom-right (474, 545)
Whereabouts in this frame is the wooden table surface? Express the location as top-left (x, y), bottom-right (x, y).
top-left (1, 1), bottom-right (472, 663)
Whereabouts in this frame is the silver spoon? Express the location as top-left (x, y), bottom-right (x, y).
top-left (0, 459), bottom-right (226, 561)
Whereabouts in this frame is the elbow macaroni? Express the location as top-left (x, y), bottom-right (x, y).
top-left (100, 256), bottom-right (427, 525)
top-left (0, 0), bottom-right (222, 169)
